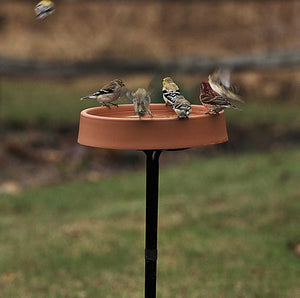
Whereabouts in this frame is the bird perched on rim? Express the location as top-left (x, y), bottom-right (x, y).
top-left (162, 77), bottom-right (181, 106)
top-left (35, 0), bottom-right (55, 19)
top-left (126, 88), bottom-right (153, 119)
top-left (200, 69), bottom-right (244, 115)
top-left (173, 95), bottom-right (192, 119)
top-left (81, 79), bottom-right (125, 108)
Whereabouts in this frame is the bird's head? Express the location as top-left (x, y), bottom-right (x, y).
top-left (162, 77), bottom-right (174, 86)
top-left (201, 81), bottom-right (208, 86)
top-left (200, 81), bottom-right (211, 91)
top-left (42, 0), bottom-right (53, 5)
top-left (114, 79), bottom-right (125, 87)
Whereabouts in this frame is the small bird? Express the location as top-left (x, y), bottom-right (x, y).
top-left (172, 95), bottom-right (192, 119)
top-left (162, 77), bottom-right (181, 106)
top-left (35, 0), bottom-right (55, 19)
top-left (126, 88), bottom-right (153, 119)
top-left (208, 68), bottom-right (244, 103)
top-left (81, 79), bottom-right (125, 108)
top-left (200, 69), bottom-right (243, 115)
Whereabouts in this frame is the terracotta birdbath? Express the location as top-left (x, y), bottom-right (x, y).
top-left (78, 103), bottom-right (228, 298)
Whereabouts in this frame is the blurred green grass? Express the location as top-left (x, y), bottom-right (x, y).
top-left (0, 149), bottom-right (299, 297)
top-left (1, 79), bottom-right (299, 131)
top-left (1, 79), bottom-right (92, 127)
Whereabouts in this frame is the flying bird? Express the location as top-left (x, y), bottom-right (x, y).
top-left (200, 69), bottom-right (243, 115)
top-left (208, 68), bottom-right (243, 103)
top-left (35, 0), bottom-right (55, 19)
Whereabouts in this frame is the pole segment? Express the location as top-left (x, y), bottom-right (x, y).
top-left (143, 150), bottom-right (161, 298)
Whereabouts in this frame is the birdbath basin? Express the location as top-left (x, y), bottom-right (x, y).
top-left (77, 103), bottom-right (228, 298)
top-left (78, 104), bottom-right (228, 149)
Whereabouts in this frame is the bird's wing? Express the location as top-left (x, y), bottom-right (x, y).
top-left (210, 69), bottom-right (244, 103)
top-left (35, 1), bottom-right (54, 18)
top-left (174, 103), bottom-right (191, 111)
top-left (218, 69), bottom-right (231, 88)
top-left (210, 68), bottom-right (231, 88)
top-left (92, 88), bottom-right (114, 96)
top-left (201, 94), bottom-right (230, 106)
top-left (163, 89), bottom-right (180, 101)
top-left (124, 90), bottom-right (135, 102)
top-left (174, 97), bottom-right (191, 111)
top-left (226, 89), bottom-right (244, 103)
top-left (144, 94), bottom-right (151, 104)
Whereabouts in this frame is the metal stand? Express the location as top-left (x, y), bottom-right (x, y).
top-left (143, 150), bottom-right (162, 298)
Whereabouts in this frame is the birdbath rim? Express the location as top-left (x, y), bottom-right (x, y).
top-left (78, 104), bottom-right (228, 150)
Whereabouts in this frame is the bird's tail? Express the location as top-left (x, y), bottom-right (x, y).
top-left (80, 95), bottom-right (95, 101)
top-left (231, 104), bottom-right (242, 111)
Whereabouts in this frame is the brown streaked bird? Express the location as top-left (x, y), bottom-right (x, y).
top-left (81, 79), bottom-right (125, 108)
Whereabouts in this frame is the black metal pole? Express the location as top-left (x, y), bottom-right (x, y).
top-left (143, 150), bottom-right (161, 298)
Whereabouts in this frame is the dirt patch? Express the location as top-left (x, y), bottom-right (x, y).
top-left (1, 123), bottom-right (299, 194)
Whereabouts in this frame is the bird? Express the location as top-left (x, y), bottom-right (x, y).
top-left (80, 79), bottom-right (125, 108)
top-left (208, 68), bottom-right (244, 103)
top-left (126, 88), bottom-right (153, 119)
top-left (162, 77), bottom-right (181, 106)
top-left (200, 69), bottom-right (243, 115)
top-left (172, 95), bottom-right (192, 119)
top-left (35, 0), bottom-right (55, 19)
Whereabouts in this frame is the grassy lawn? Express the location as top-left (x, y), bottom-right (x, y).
top-left (0, 149), bottom-right (299, 297)
top-left (0, 79), bottom-right (91, 127)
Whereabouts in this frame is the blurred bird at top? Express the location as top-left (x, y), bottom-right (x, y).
top-left (81, 79), bottom-right (125, 108)
top-left (35, 0), bottom-right (55, 19)
top-left (173, 95), bottom-right (192, 119)
top-left (162, 77), bottom-right (181, 106)
top-left (200, 69), bottom-right (244, 115)
top-left (126, 88), bottom-right (153, 119)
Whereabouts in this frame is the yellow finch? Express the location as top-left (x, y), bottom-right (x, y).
top-left (162, 77), bottom-right (181, 106)
top-left (173, 95), bottom-right (192, 119)
top-left (126, 88), bottom-right (153, 119)
top-left (81, 79), bottom-right (125, 108)
top-left (200, 69), bottom-right (243, 115)
top-left (35, 0), bottom-right (55, 19)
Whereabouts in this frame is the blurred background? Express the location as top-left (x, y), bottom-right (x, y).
top-left (0, 0), bottom-right (299, 297)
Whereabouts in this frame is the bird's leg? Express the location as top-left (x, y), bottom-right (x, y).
top-left (102, 102), bottom-right (111, 109)
top-left (205, 109), bottom-right (219, 115)
top-left (110, 103), bottom-right (119, 107)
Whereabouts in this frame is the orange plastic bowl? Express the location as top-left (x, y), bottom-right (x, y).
top-left (78, 104), bottom-right (228, 150)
